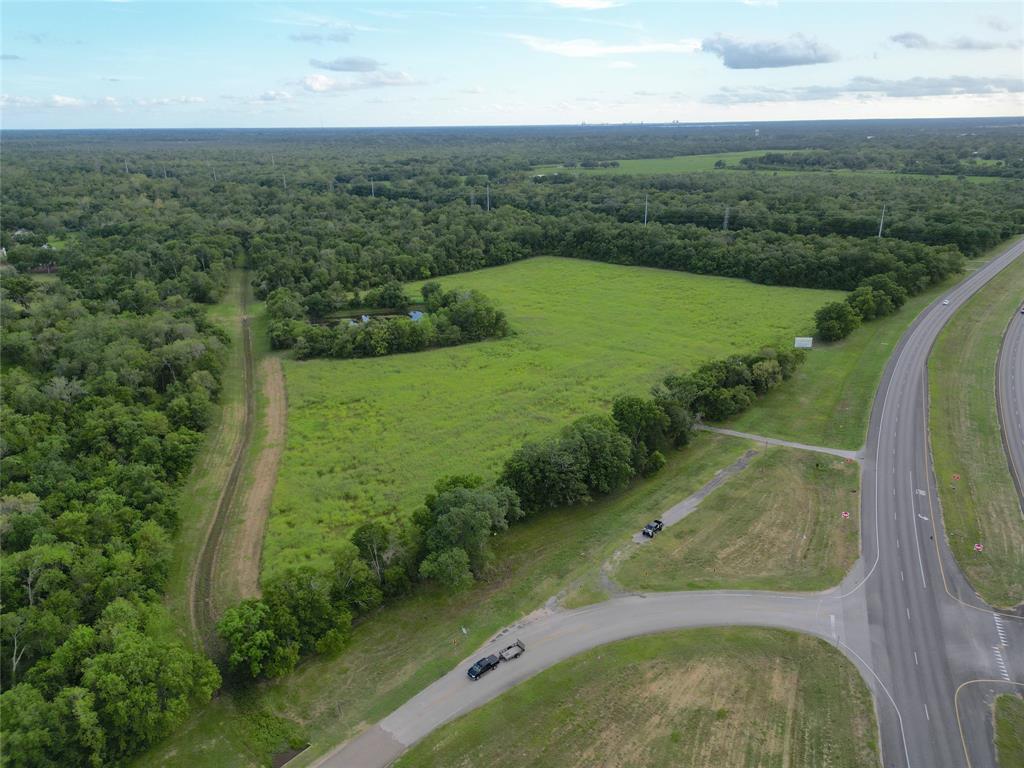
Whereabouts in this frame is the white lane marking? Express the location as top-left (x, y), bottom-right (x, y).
top-left (900, 570), bottom-right (905, 582)
top-left (907, 472), bottom-right (928, 588)
top-left (906, 608), bottom-right (911, 621)
top-left (993, 646), bottom-right (1011, 682)
top-left (830, 614), bottom-right (836, 640)
top-left (897, 537), bottom-right (901, 549)
top-left (924, 703), bottom-right (930, 721)
top-left (914, 651), bottom-right (919, 665)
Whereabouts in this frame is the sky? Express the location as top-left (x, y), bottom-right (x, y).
top-left (1, 1), bottom-right (1022, 129)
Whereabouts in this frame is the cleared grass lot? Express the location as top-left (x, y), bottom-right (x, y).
top-left (135, 433), bottom-right (753, 768)
top-left (394, 628), bottom-right (878, 768)
top-left (726, 252), bottom-right (995, 450)
top-left (616, 447), bottom-right (860, 592)
top-left (267, 257), bottom-right (840, 578)
top-left (930, 252), bottom-right (1024, 609)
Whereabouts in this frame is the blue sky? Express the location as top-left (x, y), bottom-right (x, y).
top-left (1, 1), bottom-right (1021, 128)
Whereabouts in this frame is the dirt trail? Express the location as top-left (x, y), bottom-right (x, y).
top-left (232, 356), bottom-right (286, 600)
top-left (188, 273), bottom-right (256, 656)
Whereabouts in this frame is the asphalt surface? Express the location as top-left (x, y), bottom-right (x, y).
top-left (312, 239), bottom-right (1024, 768)
top-left (997, 296), bottom-right (1024, 505)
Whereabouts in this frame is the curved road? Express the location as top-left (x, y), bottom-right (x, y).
top-left (998, 297), bottom-right (1024, 505)
top-left (314, 239), bottom-right (1024, 768)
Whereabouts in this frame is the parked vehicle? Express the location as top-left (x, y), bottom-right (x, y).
top-left (942, 299), bottom-right (950, 305)
top-left (642, 519), bottom-right (664, 537)
top-left (467, 654), bottom-right (500, 680)
top-left (499, 639), bottom-right (526, 661)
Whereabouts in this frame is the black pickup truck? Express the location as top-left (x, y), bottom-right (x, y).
top-left (467, 640), bottom-right (526, 680)
top-left (467, 654), bottom-right (500, 680)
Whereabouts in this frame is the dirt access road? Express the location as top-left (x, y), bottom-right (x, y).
top-left (187, 273), bottom-right (286, 655)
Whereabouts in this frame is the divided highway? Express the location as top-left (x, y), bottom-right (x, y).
top-left (313, 239), bottom-right (1024, 768)
top-left (998, 296), bottom-right (1024, 505)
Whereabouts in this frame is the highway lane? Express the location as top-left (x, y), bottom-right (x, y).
top-left (309, 239), bottom-right (1024, 768)
top-left (997, 295), bottom-right (1024, 505)
top-left (859, 236), bottom-right (1024, 768)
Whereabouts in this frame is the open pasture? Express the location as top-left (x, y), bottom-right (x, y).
top-left (266, 257), bottom-right (842, 577)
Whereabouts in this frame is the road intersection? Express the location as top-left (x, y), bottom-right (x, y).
top-left (314, 239), bottom-right (1024, 768)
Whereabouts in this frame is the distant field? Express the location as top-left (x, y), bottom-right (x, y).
top-left (394, 628), bottom-right (878, 768)
top-left (533, 150), bottom-right (770, 175)
top-left (266, 257), bottom-right (841, 577)
top-left (616, 447), bottom-right (860, 592)
top-left (930, 252), bottom-right (1024, 609)
top-left (532, 152), bottom-right (1006, 182)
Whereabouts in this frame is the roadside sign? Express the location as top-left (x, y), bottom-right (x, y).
top-left (795, 337), bottom-right (813, 349)
top-left (974, 543), bottom-right (984, 552)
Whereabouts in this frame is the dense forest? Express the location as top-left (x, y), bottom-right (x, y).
top-left (1, 118), bottom-right (1022, 765)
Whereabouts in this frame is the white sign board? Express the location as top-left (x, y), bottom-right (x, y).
top-left (795, 337), bottom-right (813, 349)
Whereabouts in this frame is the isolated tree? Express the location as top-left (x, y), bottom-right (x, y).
top-left (217, 600), bottom-right (297, 679)
top-left (814, 301), bottom-right (861, 342)
top-left (418, 548), bottom-right (473, 591)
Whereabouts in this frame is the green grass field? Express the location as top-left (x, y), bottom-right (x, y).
top-left (725, 252), bottom-right (998, 450)
top-left (996, 694), bottom-right (1024, 768)
top-left (533, 150), bottom-right (771, 175)
top-left (394, 628), bottom-right (878, 768)
top-left (930, 252), bottom-right (1024, 609)
top-left (135, 433), bottom-right (754, 768)
top-left (616, 447), bottom-right (860, 592)
top-left (266, 257), bottom-right (841, 578)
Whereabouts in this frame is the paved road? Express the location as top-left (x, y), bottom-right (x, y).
top-left (697, 425), bottom-right (863, 460)
top-left (312, 239), bottom-right (1024, 768)
top-left (857, 237), bottom-right (1024, 768)
top-left (997, 297), bottom-right (1024, 505)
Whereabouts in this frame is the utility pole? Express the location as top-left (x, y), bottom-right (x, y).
top-left (877, 203), bottom-right (886, 238)
top-left (723, 205), bottom-right (731, 231)
top-left (370, 178), bottom-right (375, 197)
top-left (123, 158), bottom-right (129, 174)
top-left (486, 184), bottom-right (490, 211)
top-left (643, 194), bottom-right (649, 226)
top-left (281, 173), bottom-right (287, 190)
top-left (270, 153), bottom-right (276, 170)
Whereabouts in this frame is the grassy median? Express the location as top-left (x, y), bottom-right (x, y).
top-left (394, 628), bottom-right (878, 768)
top-left (616, 447), bottom-right (861, 592)
top-left (930, 251), bottom-right (1024, 609)
top-left (997, 694), bottom-right (1024, 768)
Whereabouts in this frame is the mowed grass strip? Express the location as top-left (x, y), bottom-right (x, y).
top-left (726, 251), bottom-right (997, 450)
top-left (616, 447), bottom-right (860, 592)
top-left (996, 694), bottom-right (1024, 768)
top-left (393, 628), bottom-right (878, 768)
top-left (930, 252), bottom-right (1024, 608)
top-left (134, 433), bottom-right (753, 768)
top-left (268, 257), bottom-right (839, 577)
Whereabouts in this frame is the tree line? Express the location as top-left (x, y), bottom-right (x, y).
top-left (216, 344), bottom-right (803, 679)
top-left (266, 281), bottom-right (509, 359)
top-left (0, 274), bottom-right (226, 766)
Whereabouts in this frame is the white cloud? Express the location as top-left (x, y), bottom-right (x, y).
top-left (134, 96), bottom-right (205, 107)
top-left (301, 71), bottom-right (419, 93)
top-left (608, 60), bottom-right (636, 69)
top-left (258, 90), bottom-right (292, 102)
top-left (509, 34), bottom-right (700, 58)
top-left (549, 0), bottom-right (621, 9)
